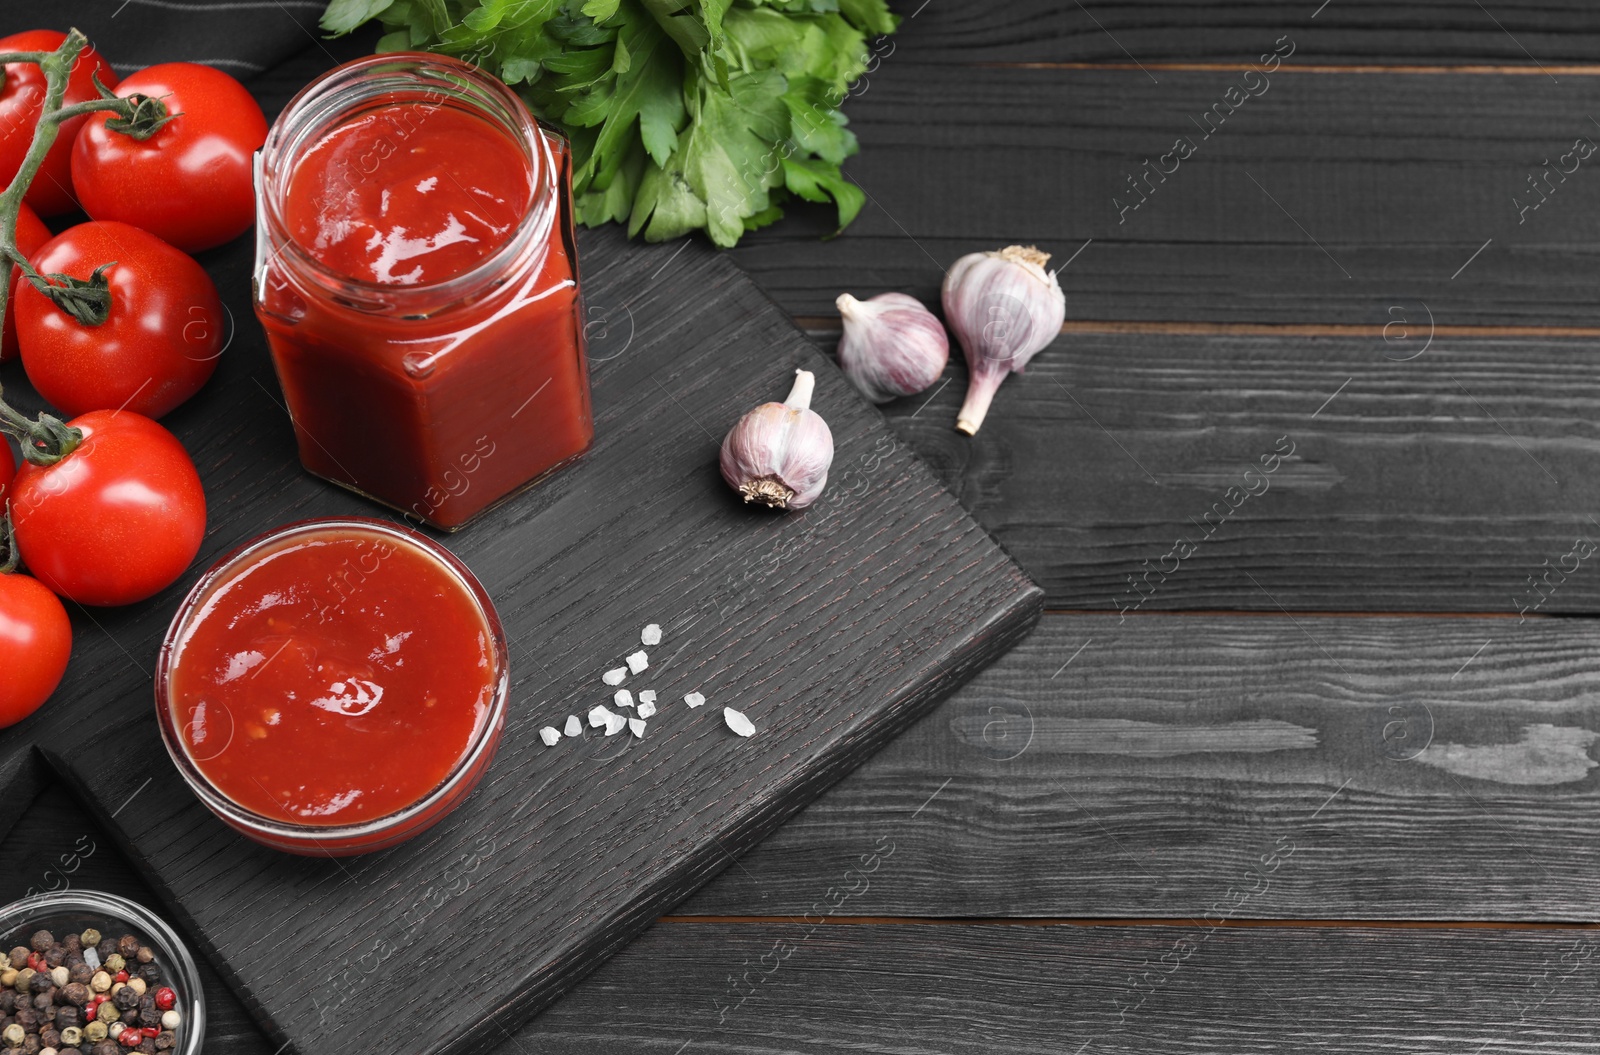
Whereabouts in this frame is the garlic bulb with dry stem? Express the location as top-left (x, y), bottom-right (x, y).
top-left (835, 292), bottom-right (949, 404)
top-left (942, 245), bottom-right (1066, 435)
top-left (720, 368), bottom-right (834, 511)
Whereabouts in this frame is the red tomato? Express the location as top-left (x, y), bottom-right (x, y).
top-left (72, 63), bottom-right (267, 253)
top-left (11, 410), bottom-right (206, 606)
top-left (1, 202), bottom-right (50, 362)
top-left (0, 570), bottom-right (71, 726)
top-left (16, 221), bottom-right (224, 418)
top-left (0, 440), bottom-right (13, 504)
top-left (0, 31), bottom-right (118, 216)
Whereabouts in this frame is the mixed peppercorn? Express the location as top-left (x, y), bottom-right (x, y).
top-left (0, 928), bottom-right (181, 1055)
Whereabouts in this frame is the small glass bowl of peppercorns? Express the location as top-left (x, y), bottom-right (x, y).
top-left (0, 892), bottom-right (203, 1055)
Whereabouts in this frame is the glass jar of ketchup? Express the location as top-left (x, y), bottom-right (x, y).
top-left (253, 53), bottom-right (592, 530)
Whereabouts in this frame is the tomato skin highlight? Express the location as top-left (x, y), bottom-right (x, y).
top-left (0, 571), bottom-right (71, 726)
top-left (15, 221), bottom-right (224, 419)
top-left (1, 203), bottom-right (50, 363)
top-left (11, 410), bottom-right (207, 607)
top-left (0, 30), bottom-right (118, 216)
top-left (72, 63), bottom-right (268, 253)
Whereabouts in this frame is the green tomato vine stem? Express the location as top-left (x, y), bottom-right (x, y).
top-left (0, 503), bottom-right (18, 576)
top-left (0, 34), bottom-right (172, 333)
top-left (0, 382), bottom-right (81, 466)
top-left (0, 28), bottom-right (165, 466)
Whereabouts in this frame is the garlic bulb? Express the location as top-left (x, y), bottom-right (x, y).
top-left (835, 292), bottom-right (949, 404)
top-left (719, 368), bottom-right (834, 511)
top-left (942, 245), bottom-right (1066, 435)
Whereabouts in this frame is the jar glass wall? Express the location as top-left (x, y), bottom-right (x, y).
top-left (253, 53), bottom-right (592, 530)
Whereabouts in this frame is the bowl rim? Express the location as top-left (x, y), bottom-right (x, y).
top-left (0, 889), bottom-right (206, 1055)
top-left (153, 515), bottom-right (510, 848)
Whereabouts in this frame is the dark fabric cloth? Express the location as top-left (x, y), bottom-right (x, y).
top-left (14, 0), bottom-right (352, 82)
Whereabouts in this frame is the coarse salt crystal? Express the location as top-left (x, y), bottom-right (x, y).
top-left (589, 705), bottom-right (613, 728)
top-left (603, 667), bottom-right (627, 686)
top-left (629, 717), bottom-right (647, 737)
top-left (684, 691), bottom-right (706, 708)
top-left (84, 949), bottom-right (99, 970)
top-left (637, 699), bottom-right (657, 718)
top-left (604, 712), bottom-right (628, 736)
top-left (564, 715), bottom-right (582, 737)
top-left (642, 623), bottom-right (662, 645)
top-left (724, 707), bottom-right (755, 737)
top-left (626, 650), bottom-right (649, 674)
top-left (614, 689), bottom-right (634, 708)
top-left (539, 727), bottom-right (561, 747)
top-left (638, 690), bottom-right (656, 705)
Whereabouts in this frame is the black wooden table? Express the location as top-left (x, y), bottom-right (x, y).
top-left (7, 3), bottom-right (1600, 1051)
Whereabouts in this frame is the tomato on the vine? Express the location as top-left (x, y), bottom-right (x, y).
top-left (1, 202), bottom-right (50, 363)
top-left (72, 62), bottom-right (268, 253)
top-left (11, 409), bottom-right (206, 607)
top-left (0, 568), bottom-right (71, 726)
top-left (15, 221), bottom-right (224, 419)
top-left (0, 30), bottom-right (118, 216)
top-left (0, 440), bottom-right (13, 504)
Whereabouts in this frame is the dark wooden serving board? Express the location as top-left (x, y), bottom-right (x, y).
top-left (0, 215), bottom-right (1040, 1055)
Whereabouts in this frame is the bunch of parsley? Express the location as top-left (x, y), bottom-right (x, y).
top-left (320, 0), bottom-right (898, 247)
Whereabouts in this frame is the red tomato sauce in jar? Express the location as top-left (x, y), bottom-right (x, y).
top-left (255, 54), bottom-right (593, 530)
top-left (158, 519), bottom-right (508, 855)
top-left (284, 105), bottom-right (526, 286)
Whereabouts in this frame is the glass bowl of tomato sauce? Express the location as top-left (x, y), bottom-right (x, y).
top-left (155, 518), bottom-right (508, 855)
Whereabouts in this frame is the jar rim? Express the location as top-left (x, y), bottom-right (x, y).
top-left (254, 52), bottom-right (557, 311)
top-left (153, 516), bottom-right (510, 850)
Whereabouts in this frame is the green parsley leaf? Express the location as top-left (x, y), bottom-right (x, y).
top-left (781, 154), bottom-right (864, 233)
top-left (321, 0), bottom-right (896, 247)
top-left (321, 0), bottom-right (397, 36)
top-left (838, 0), bottom-right (897, 36)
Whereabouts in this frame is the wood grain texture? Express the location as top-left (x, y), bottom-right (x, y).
top-left (1, 214), bottom-right (1037, 1055)
top-left (45, 1), bottom-right (372, 82)
top-left (729, 64), bottom-right (1600, 325)
top-left (7, 785), bottom-right (1600, 1054)
top-left (888, 0), bottom-right (1600, 66)
top-left (512, 922), bottom-right (1600, 1055)
top-left (0, 748), bottom-right (43, 849)
top-left (676, 613), bottom-right (1600, 921)
top-left (845, 331), bottom-right (1600, 612)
